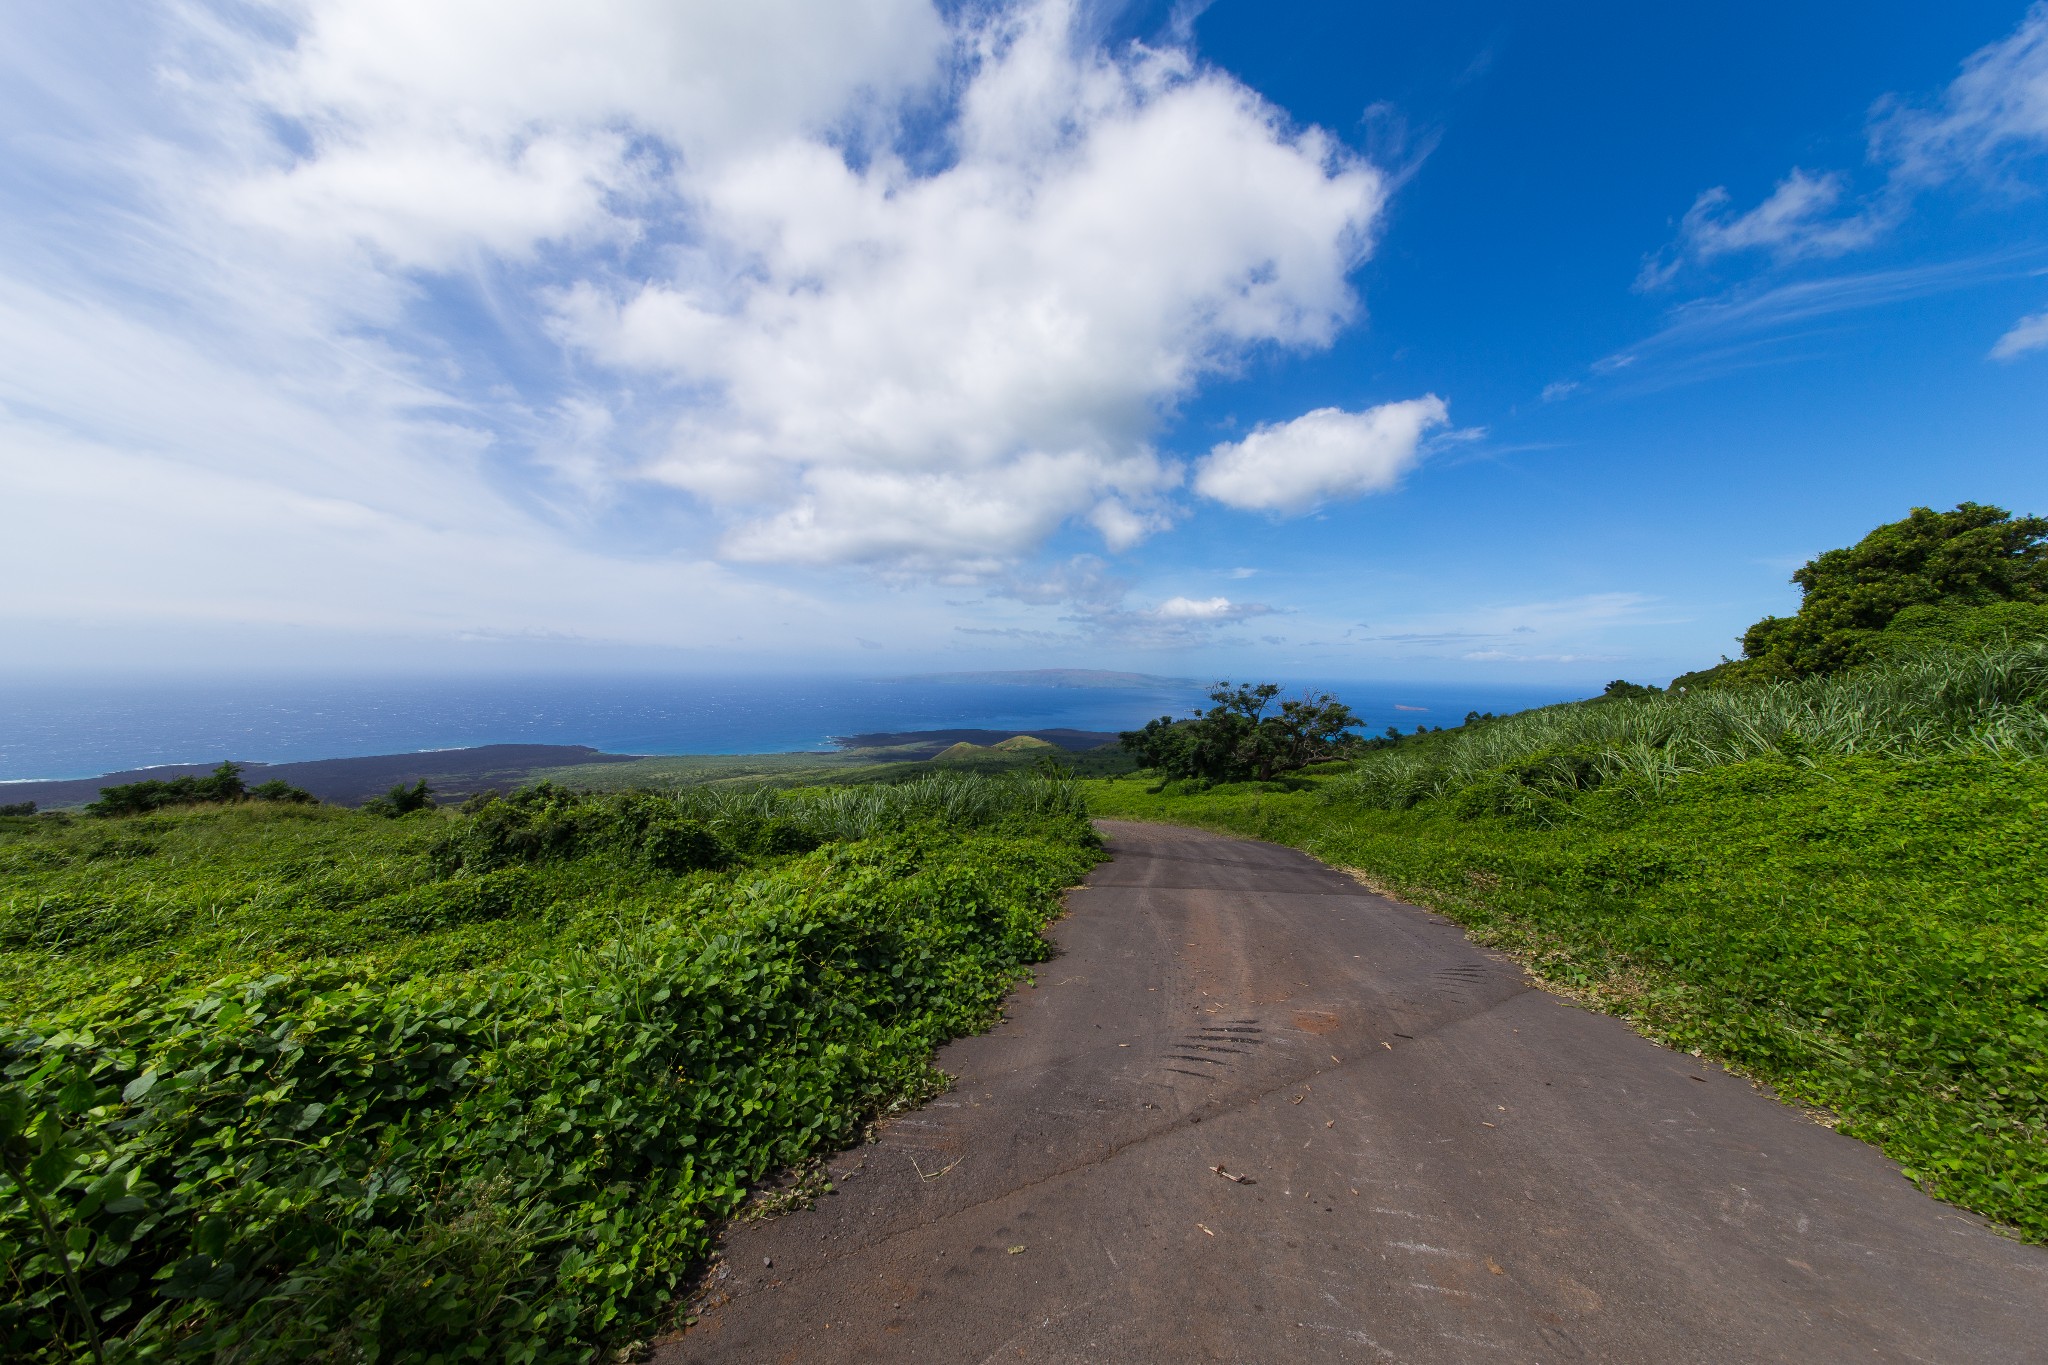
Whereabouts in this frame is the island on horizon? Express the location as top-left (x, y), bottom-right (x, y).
top-left (880, 668), bottom-right (1196, 689)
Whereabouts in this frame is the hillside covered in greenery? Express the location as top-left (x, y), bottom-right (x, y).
top-left (0, 776), bottom-right (1099, 1361)
top-left (1095, 504), bottom-right (2048, 1244)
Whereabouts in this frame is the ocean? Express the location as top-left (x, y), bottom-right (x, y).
top-left (0, 674), bottom-right (1585, 782)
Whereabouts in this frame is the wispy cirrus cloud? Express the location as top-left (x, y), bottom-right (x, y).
top-left (1636, 170), bottom-right (1891, 290)
top-left (1592, 252), bottom-right (2045, 393)
top-left (1343, 592), bottom-right (1662, 659)
top-left (1639, 6), bottom-right (2048, 289)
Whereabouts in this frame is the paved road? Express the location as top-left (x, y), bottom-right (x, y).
top-left (660, 821), bottom-right (2048, 1363)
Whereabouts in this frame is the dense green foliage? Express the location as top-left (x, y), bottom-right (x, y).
top-left (86, 765), bottom-right (315, 819)
top-left (1088, 752), bottom-right (2047, 1242)
top-left (1682, 503), bottom-right (2048, 687)
top-left (361, 780), bottom-right (435, 818)
top-left (1877, 598), bottom-right (2048, 654)
top-left (0, 774), bottom-right (1098, 1362)
top-left (1120, 682), bottom-right (1361, 783)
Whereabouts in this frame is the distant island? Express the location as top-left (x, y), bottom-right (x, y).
top-left (882, 668), bottom-right (1196, 689)
top-left (2, 729), bottom-right (1133, 810)
top-left (828, 728), bottom-right (1119, 755)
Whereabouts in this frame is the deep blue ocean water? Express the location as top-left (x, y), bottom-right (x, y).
top-left (0, 675), bottom-right (1585, 782)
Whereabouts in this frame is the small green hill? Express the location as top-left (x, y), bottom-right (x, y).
top-left (932, 742), bottom-right (988, 762)
top-left (990, 735), bottom-right (1059, 752)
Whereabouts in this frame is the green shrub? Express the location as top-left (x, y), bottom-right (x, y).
top-left (362, 780), bottom-right (435, 818)
top-left (1735, 502), bottom-right (2048, 681)
top-left (87, 764), bottom-right (248, 818)
top-left (0, 776), bottom-right (1099, 1361)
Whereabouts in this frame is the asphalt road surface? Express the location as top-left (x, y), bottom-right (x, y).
top-left (660, 820), bottom-right (2048, 1363)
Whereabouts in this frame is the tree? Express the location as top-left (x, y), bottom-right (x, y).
top-left (87, 762), bottom-right (246, 817)
top-left (362, 780), bottom-right (434, 817)
top-left (249, 779), bottom-right (317, 805)
top-left (1734, 503), bottom-right (2048, 680)
top-left (1120, 682), bottom-right (1361, 783)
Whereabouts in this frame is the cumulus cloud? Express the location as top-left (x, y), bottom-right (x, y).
top-left (546, 0), bottom-right (1385, 567)
top-left (1152, 595), bottom-right (1240, 619)
top-left (0, 0), bottom-right (1397, 664)
top-left (1991, 308), bottom-right (2048, 359)
top-left (1193, 397), bottom-right (1448, 514)
top-left (219, 0), bottom-right (950, 271)
top-left (1641, 6), bottom-right (2048, 288)
top-left (1079, 594), bottom-right (1274, 647)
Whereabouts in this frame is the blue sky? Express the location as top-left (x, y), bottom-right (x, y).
top-left (3, 1), bottom-right (2044, 685)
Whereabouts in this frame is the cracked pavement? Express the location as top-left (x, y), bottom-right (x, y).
top-left (656, 820), bottom-right (2048, 1363)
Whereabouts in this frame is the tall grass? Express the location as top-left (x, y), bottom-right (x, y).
top-left (671, 770), bottom-right (1092, 842)
top-left (1333, 640), bottom-right (2048, 812)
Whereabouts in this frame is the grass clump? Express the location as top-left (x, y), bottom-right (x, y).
top-left (0, 773), bottom-right (1098, 1362)
top-left (1330, 640), bottom-right (2048, 819)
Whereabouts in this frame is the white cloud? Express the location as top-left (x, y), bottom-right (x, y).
top-left (1153, 596), bottom-right (1237, 620)
top-left (552, 0), bottom-right (1385, 568)
top-left (1192, 397), bottom-right (1447, 514)
top-left (219, 0), bottom-right (950, 271)
top-left (0, 0), bottom-right (1397, 665)
top-left (1642, 7), bottom-right (2048, 287)
top-left (1991, 308), bottom-right (2048, 359)
top-left (1876, 3), bottom-right (2048, 187)
top-left (1599, 257), bottom-right (2034, 391)
top-left (1079, 593), bottom-right (1273, 647)
top-left (1677, 171), bottom-right (1883, 272)
top-left (1639, 169), bottom-right (1891, 289)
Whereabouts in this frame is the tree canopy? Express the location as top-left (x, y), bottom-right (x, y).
top-left (1693, 503), bottom-right (2048, 685)
top-left (87, 763), bottom-right (315, 816)
top-left (1120, 683), bottom-right (1362, 783)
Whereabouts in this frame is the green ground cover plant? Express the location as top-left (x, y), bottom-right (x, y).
top-left (0, 773), bottom-right (1098, 1362)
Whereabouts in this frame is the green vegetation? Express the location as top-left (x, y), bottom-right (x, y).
top-left (85, 764), bottom-right (316, 819)
top-left (1331, 640), bottom-right (2048, 821)
top-left (0, 773), bottom-right (1098, 1361)
top-left (1119, 683), bottom-right (1361, 783)
top-left (1676, 502), bottom-right (2048, 688)
top-left (527, 752), bottom-right (876, 793)
top-left (361, 779), bottom-right (435, 818)
top-left (528, 737), bottom-right (1133, 795)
